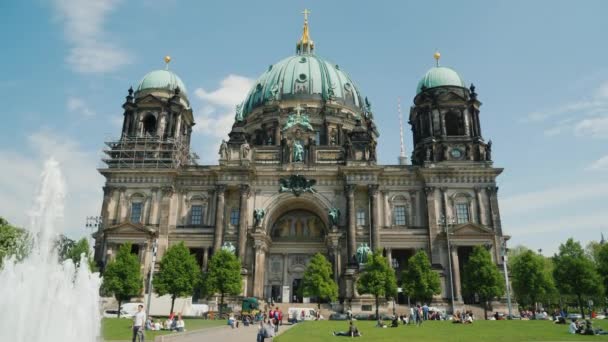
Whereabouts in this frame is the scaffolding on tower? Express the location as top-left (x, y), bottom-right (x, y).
top-left (103, 134), bottom-right (197, 169)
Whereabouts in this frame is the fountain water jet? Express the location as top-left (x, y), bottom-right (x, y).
top-left (0, 158), bottom-right (101, 342)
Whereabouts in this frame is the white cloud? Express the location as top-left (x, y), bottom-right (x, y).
top-left (0, 131), bottom-right (103, 240)
top-left (67, 97), bottom-right (95, 117)
top-left (194, 75), bottom-right (254, 108)
top-left (527, 81), bottom-right (608, 138)
top-left (501, 182), bottom-right (608, 216)
top-left (52, 0), bottom-right (131, 73)
top-left (191, 75), bottom-right (254, 164)
top-left (574, 116), bottom-right (608, 138)
top-left (587, 155), bottom-right (608, 171)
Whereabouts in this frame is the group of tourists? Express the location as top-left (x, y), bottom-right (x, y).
top-left (145, 312), bottom-right (185, 332)
top-left (451, 310), bottom-right (474, 324)
top-left (256, 318), bottom-right (279, 341)
top-left (569, 319), bottom-right (608, 335)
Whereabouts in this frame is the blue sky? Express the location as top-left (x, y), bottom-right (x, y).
top-left (1, 0), bottom-right (607, 254)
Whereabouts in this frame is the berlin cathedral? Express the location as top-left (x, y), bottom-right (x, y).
top-left (93, 12), bottom-right (508, 310)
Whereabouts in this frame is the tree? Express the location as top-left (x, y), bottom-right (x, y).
top-left (101, 243), bottom-right (143, 317)
top-left (597, 243), bottom-right (608, 298)
top-left (510, 248), bottom-right (555, 311)
top-left (357, 251), bottom-right (398, 321)
top-left (57, 235), bottom-right (96, 271)
top-left (302, 253), bottom-right (338, 310)
top-left (462, 246), bottom-right (504, 320)
top-left (401, 250), bottom-right (441, 304)
top-left (0, 217), bottom-right (30, 267)
top-left (553, 238), bottom-right (603, 319)
top-left (153, 242), bottom-right (202, 315)
top-left (201, 249), bottom-right (242, 318)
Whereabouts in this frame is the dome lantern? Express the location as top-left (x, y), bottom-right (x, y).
top-left (296, 8), bottom-right (315, 55)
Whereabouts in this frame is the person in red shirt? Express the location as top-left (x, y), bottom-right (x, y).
top-left (278, 310), bottom-right (283, 325)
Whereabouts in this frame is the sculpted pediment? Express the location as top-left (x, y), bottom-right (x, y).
top-left (451, 223), bottom-right (494, 236)
top-left (104, 222), bottom-right (156, 236)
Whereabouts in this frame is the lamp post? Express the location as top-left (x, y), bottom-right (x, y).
top-left (501, 238), bottom-right (513, 318)
top-left (439, 214), bottom-right (455, 314)
top-left (391, 257), bottom-right (400, 317)
top-left (146, 238), bottom-right (158, 319)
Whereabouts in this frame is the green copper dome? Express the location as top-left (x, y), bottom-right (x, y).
top-left (136, 69), bottom-right (188, 95)
top-left (241, 54), bottom-right (364, 117)
top-left (416, 66), bottom-right (466, 94)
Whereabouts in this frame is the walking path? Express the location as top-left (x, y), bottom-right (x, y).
top-left (155, 323), bottom-right (294, 342)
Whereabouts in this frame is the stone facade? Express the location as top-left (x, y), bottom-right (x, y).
top-left (93, 19), bottom-right (508, 310)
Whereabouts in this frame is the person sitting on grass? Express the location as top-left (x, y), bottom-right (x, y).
top-left (175, 314), bottom-right (185, 332)
top-left (333, 321), bottom-right (362, 337)
top-left (391, 317), bottom-right (399, 327)
top-left (464, 313), bottom-right (474, 324)
top-left (568, 319), bottom-right (578, 334)
top-left (153, 319), bottom-right (162, 331)
top-left (452, 311), bottom-right (462, 323)
top-left (163, 317), bottom-right (173, 330)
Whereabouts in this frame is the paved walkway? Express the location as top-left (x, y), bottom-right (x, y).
top-left (156, 323), bottom-right (294, 342)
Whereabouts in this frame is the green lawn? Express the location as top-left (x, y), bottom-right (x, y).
top-left (102, 317), bottom-right (225, 341)
top-left (275, 320), bottom-right (608, 342)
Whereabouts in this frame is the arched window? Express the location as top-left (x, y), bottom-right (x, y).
top-left (143, 114), bottom-right (157, 136)
top-left (445, 111), bottom-right (465, 136)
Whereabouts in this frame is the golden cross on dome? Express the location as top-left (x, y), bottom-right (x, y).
top-left (302, 8), bottom-right (311, 22)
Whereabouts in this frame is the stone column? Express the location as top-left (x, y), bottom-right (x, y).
top-left (238, 185), bottom-right (250, 263)
top-left (274, 122), bottom-right (281, 146)
top-left (369, 185), bottom-right (380, 251)
top-left (439, 110), bottom-right (447, 136)
top-left (440, 187), bottom-right (449, 221)
top-left (331, 247), bottom-right (339, 283)
top-left (346, 184), bottom-right (356, 262)
top-left (118, 187), bottom-right (127, 222)
top-left (386, 247), bottom-right (392, 265)
top-left (383, 191), bottom-right (390, 227)
top-left (282, 253), bottom-right (289, 286)
top-left (487, 186), bottom-right (502, 234)
top-left (253, 243), bottom-right (267, 298)
top-left (424, 187), bottom-right (439, 263)
top-left (202, 247), bottom-right (209, 271)
top-left (474, 187), bottom-right (483, 225)
top-left (408, 190), bottom-right (417, 226)
top-left (213, 185), bottom-right (227, 252)
top-left (451, 247), bottom-right (462, 302)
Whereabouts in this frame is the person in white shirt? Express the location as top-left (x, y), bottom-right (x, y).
top-left (132, 305), bottom-right (146, 342)
top-left (175, 314), bottom-right (185, 332)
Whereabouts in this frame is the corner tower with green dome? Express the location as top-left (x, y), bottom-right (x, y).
top-left (410, 52), bottom-right (491, 165)
top-left (103, 56), bottom-right (195, 168)
top-left (94, 13), bottom-right (507, 315)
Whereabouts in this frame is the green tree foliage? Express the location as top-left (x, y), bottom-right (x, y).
top-left (56, 235), bottom-right (96, 271)
top-left (357, 251), bottom-right (398, 320)
top-left (597, 243), bottom-right (608, 298)
top-left (153, 242), bottom-right (202, 315)
top-left (462, 246), bottom-right (504, 320)
top-left (510, 248), bottom-right (556, 311)
top-left (0, 217), bottom-right (30, 267)
top-left (400, 250), bottom-right (441, 303)
top-left (101, 243), bottom-right (143, 317)
top-left (553, 238), bottom-right (603, 319)
top-left (302, 253), bottom-right (338, 310)
top-left (201, 249), bottom-right (242, 317)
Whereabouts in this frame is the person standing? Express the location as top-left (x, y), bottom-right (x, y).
top-left (132, 304), bottom-right (146, 342)
top-left (422, 304), bottom-right (429, 321)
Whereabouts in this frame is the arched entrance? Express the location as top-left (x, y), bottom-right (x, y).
top-left (264, 209), bottom-right (330, 303)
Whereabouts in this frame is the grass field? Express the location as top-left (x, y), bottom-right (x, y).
top-left (102, 317), bottom-right (225, 341)
top-left (274, 319), bottom-right (608, 342)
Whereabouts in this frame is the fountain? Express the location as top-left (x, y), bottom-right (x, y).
top-left (0, 158), bottom-right (101, 342)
